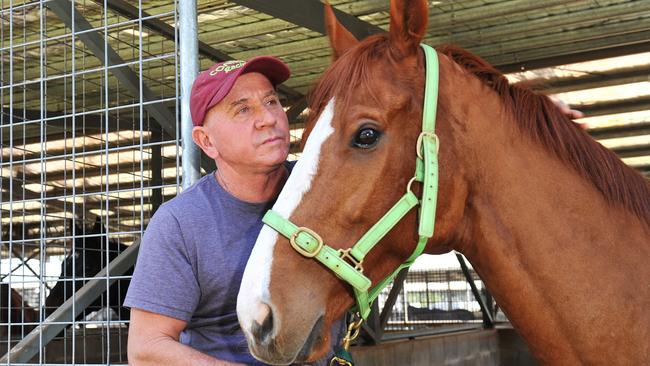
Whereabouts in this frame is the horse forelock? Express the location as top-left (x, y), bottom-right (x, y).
top-left (443, 45), bottom-right (650, 226)
top-left (304, 34), bottom-right (420, 144)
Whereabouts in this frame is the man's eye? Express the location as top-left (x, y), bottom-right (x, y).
top-left (352, 127), bottom-right (381, 149)
top-left (237, 106), bottom-right (249, 115)
top-left (265, 98), bottom-right (278, 106)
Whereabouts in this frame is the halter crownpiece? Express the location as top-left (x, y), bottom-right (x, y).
top-left (262, 44), bottom-right (440, 320)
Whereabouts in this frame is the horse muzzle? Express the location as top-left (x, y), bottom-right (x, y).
top-left (240, 300), bottom-right (325, 365)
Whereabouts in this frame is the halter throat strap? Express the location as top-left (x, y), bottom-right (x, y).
top-left (262, 44), bottom-right (440, 319)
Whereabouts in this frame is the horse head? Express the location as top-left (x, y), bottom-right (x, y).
top-left (237, 1), bottom-right (468, 363)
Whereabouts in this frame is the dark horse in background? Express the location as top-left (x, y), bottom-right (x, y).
top-left (45, 218), bottom-right (132, 324)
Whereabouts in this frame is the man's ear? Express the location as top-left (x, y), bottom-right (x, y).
top-left (191, 126), bottom-right (219, 160)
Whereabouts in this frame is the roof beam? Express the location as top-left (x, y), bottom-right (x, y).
top-left (573, 95), bottom-right (650, 118)
top-left (535, 65), bottom-right (650, 94)
top-left (612, 144), bottom-right (650, 159)
top-left (588, 122), bottom-right (650, 140)
top-left (230, 0), bottom-right (383, 39)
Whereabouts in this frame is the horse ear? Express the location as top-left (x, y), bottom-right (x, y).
top-left (324, 2), bottom-right (359, 61)
top-left (389, 0), bottom-right (429, 55)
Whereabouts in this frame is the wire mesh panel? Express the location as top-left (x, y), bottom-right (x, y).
top-left (1, 1), bottom-right (183, 364)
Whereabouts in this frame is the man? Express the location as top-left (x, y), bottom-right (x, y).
top-left (124, 56), bottom-right (338, 365)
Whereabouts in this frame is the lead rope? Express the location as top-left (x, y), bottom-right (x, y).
top-left (329, 314), bottom-right (363, 366)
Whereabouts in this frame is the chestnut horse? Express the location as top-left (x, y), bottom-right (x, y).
top-left (237, 0), bottom-right (650, 364)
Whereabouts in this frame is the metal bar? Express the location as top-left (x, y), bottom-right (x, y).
top-left (178, 0), bottom-right (202, 188)
top-left (151, 143), bottom-right (163, 215)
top-left (0, 245), bottom-right (44, 286)
top-left (378, 268), bottom-right (409, 329)
top-left (379, 323), bottom-right (482, 342)
top-left (455, 253), bottom-right (494, 328)
top-left (359, 301), bottom-right (382, 345)
top-left (46, 0), bottom-right (215, 174)
top-left (230, 0), bottom-right (383, 40)
top-left (0, 240), bottom-right (141, 363)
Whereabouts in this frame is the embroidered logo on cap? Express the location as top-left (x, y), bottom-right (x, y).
top-left (209, 60), bottom-right (246, 76)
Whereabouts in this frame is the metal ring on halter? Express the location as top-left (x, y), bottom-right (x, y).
top-left (290, 227), bottom-right (324, 258)
top-left (406, 176), bottom-right (417, 194)
top-left (416, 131), bottom-right (440, 160)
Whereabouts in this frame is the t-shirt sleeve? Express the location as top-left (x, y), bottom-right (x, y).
top-left (123, 205), bottom-right (200, 322)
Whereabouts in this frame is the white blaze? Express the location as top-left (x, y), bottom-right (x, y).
top-left (237, 99), bottom-right (336, 333)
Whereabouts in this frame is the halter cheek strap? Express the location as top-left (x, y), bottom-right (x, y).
top-left (262, 44), bottom-right (440, 320)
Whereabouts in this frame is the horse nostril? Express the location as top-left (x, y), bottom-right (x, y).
top-left (251, 302), bottom-right (274, 343)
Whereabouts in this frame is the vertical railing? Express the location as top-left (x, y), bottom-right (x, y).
top-left (179, 0), bottom-right (201, 189)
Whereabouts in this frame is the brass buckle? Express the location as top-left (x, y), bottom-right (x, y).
top-left (416, 131), bottom-right (439, 160)
top-left (289, 227), bottom-right (323, 258)
top-left (337, 248), bottom-right (364, 272)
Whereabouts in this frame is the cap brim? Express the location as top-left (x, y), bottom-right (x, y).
top-left (238, 56), bottom-right (290, 86)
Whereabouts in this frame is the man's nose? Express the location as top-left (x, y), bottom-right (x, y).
top-left (254, 105), bottom-right (278, 129)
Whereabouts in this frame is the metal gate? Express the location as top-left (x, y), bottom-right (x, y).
top-left (1, 1), bottom-right (185, 363)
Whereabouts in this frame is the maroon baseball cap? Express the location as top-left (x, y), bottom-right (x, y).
top-left (190, 56), bottom-right (290, 126)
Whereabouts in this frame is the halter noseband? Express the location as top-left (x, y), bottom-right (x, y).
top-left (262, 44), bottom-right (440, 320)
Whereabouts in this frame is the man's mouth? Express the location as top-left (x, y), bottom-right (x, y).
top-left (263, 136), bottom-right (283, 144)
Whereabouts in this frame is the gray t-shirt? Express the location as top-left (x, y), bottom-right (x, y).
top-left (124, 163), bottom-right (342, 365)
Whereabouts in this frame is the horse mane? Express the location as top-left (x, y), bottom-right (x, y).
top-left (436, 44), bottom-right (650, 226)
top-left (307, 35), bottom-right (650, 226)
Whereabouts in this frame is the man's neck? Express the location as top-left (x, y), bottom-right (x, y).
top-left (214, 162), bottom-right (288, 203)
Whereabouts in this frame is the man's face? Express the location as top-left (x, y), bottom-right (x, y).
top-left (199, 72), bottom-right (290, 172)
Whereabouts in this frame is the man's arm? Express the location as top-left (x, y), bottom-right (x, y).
top-left (128, 308), bottom-right (244, 366)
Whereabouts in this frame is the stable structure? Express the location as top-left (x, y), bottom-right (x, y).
top-left (1, 0), bottom-right (649, 364)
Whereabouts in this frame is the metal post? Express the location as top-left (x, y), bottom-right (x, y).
top-left (179, 0), bottom-right (202, 189)
top-left (455, 253), bottom-right (494, 328)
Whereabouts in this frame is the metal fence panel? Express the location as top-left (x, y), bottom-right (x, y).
top-left (1, 1), bottom-right (183, 363)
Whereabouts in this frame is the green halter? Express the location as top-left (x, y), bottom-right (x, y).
top-left (262, 44), bottom-right (440, 320)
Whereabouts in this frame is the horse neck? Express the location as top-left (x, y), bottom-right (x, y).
top-left (445, 79), bottom-right (649, 364)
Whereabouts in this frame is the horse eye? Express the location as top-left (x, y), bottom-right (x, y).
top-left (353, 127), bottom-right (381, 149)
